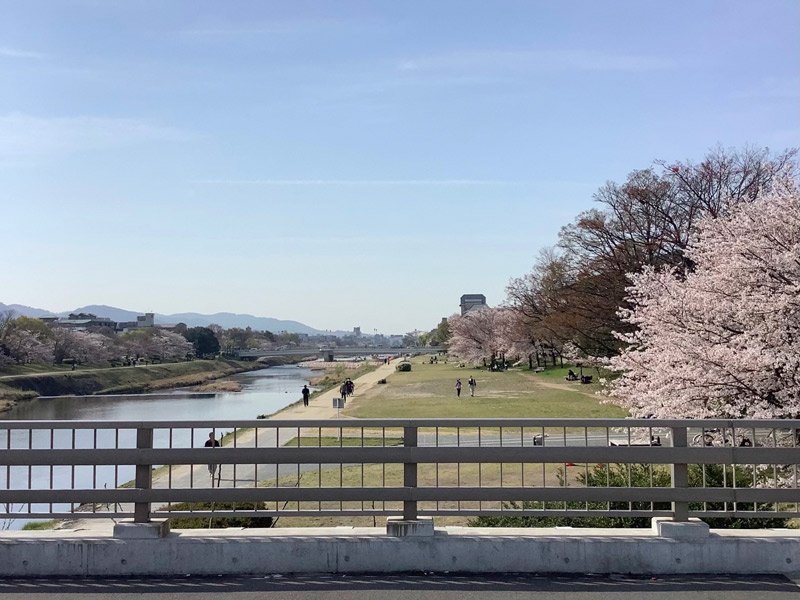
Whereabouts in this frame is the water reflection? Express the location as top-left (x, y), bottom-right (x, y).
top-left (0, 365), bottom-right (315, 529)
top-left (1, 366), bottom-right (314, 422)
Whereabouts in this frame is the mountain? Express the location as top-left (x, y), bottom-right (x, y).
top-left (158, 312), bottom-right (320, 335)
top-left (0, 302), bottom-right (53, 318)
top-left (59, 304), bottom-right (143, 323)
top-left (0, 302), bottom-right (322, 334)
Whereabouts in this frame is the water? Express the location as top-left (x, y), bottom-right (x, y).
top-left (1, 365), bottom-right (316, 422)
top-left (0, 365), bottom-right (316, 530)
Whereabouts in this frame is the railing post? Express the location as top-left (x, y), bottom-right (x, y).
top-left (403, 425), bottom-right (418, 521)
top-left (134, 426), bottom-right (153, 523)
top-left (670, 425), bottom-right (689, 522)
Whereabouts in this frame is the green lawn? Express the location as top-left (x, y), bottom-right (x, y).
top-left (283, 436), bottom-right (404, 447)
top-left (0, 363), bottom-right (76, 377)
top-left (262, 459), bottom-right (563, 529)
top-left (344, 361), bottom-right (627, 419)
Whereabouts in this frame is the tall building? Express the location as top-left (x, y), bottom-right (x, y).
top-left (460, 294), bottom-right (487, 315)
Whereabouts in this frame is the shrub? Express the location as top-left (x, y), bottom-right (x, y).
top-left (471, 463), bottom-right (786, 529)
top-left (396, 362), bottom-right (411, 372)
top-left (162, 501), bottom-right (274, 528)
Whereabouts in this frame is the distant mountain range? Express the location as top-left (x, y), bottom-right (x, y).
top-left (0, 302), bottom-right (323, 335)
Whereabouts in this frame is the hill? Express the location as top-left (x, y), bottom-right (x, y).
top-left (0, 302), bottom-right (321, 334)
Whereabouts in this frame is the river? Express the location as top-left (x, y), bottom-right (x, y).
top-left (0, 365), bottom-right (316, 530)
top-left (1, 365), bottom-right (316, 422)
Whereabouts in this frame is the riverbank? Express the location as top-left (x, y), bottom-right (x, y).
top-left (0, 359), bottom-right (263, 413)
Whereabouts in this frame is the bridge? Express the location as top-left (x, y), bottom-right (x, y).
top-left (1, 417), bottom-right (798, 577)
top-left (233, 346), bottom-right (438, 361)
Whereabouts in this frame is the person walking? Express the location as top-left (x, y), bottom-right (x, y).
top-left (455, 379), bottom-right (462, 398)
top-left (301, 385), bottom-right (310, 407)
top-left (468, 376), bottom-right (477, 397)
top-left (204, 431), bottom-right (220, 487)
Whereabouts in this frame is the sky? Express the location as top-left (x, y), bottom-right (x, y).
top-left (1, 1), bottom-right (798, 334)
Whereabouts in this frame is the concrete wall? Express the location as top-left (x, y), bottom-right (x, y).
top-left (1, 526), bottom-right (798, 577)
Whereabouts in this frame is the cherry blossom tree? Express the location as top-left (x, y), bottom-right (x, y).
top-left (606, 175), bottom-right (800, 419)
top-left (120, 329), bottom-right (193, 362)
top-left (0, 315), bottom-right (55, 365)
top-left (52, 328), bottom-right (115, 364)
top-left (448, 308), bottom-right (514, 367)
top-left (1, 328), bottom-right (54, 364)
top-left (150, 330), bottom-right (193, 361)
top-left (70, 330), bottom-right (116, 364)
top-left (508, 147), bottom-right (797, 358)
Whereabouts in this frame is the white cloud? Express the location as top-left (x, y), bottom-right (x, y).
top-left (0, 113), bottom-right (195, 159)
top-left (0, 47), bottom-right (46, 59)
top-left (399, 49), bottom-right (676, 73)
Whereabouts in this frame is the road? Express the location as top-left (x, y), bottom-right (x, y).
top-left (0, 574), bottom-right (796, 599)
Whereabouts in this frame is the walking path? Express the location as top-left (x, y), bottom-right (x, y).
top-left (58, 357), bottom-right (405, 533)
top-left (272, 357), bottom-right (401, 421)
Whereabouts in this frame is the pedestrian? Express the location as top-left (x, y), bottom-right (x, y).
top-left (455, 379), bottom-right (462, 398)
top-left (346, 378), bottom-right (354, 396)
top-left (340, 382), bottom-right (348, 403)
top-left (204, 431), bottom-right (220, 487)
top-left (468, 376), bottom-right (476, 397)
top-left (302, 384), bottom-right (310, 407)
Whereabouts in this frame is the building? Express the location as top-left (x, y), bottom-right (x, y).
top-left (39, 313), bottom-right (115, 331)
top-left (460, 294), bottom-right (487, 315)
top-left (116, 313), bottom-right (178, 332)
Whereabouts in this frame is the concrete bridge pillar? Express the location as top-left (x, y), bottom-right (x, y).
top-left (321, 350), bottom-right (335, 362)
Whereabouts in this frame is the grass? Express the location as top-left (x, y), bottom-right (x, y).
top-left (528, 364), bottom-right (617, 383)
top-left (261, 459), bottom-right (568, 528)
top-left (0, 384), bottom-right (38, 412)
top-left (282, 436), bottom-right (404, 447)
top-left (0, 363), bottom-right (75, 377)
top-left (255, 358), bottom-right (626, 528)
top-left (343, 361), bottom-right (627, 419)
top-left (192, 381), bottom-right (243, 393)
top-left (20, 519), bottom-right (62, 531)
top-left (0, 359), bottom-right (261, 401)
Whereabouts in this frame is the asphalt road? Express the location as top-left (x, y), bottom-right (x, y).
top-left (0, 574), bottom-right (797, 599)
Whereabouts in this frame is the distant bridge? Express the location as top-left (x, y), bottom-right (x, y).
top-left (233, 346), bottom-right (439, 362)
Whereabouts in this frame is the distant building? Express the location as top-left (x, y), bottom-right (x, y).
top-left (460, 294), bottom-right (487, 315)
top-left (117, 313), bottom-right (178, 332)
top-left (353, 327), bottom-right (361, 336)
top-left (40, 313), bottom-right (115, 331)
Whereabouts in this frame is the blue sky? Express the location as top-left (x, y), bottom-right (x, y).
top-left (2, 1), bottom-right (798, 333)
